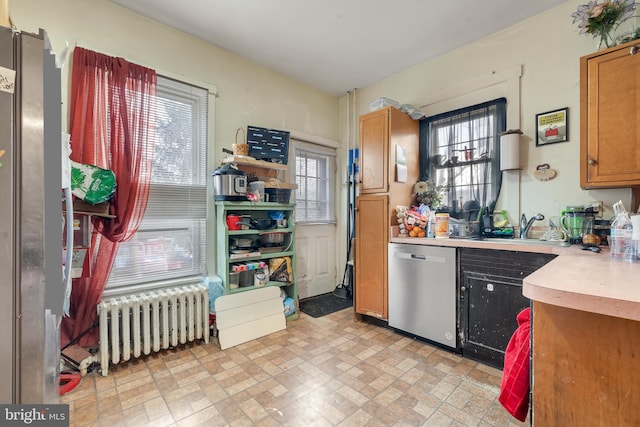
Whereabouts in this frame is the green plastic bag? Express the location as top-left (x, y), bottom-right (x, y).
top-left (70, 160), bottom-right (117, 205)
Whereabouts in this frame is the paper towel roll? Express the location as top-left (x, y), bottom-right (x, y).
top-left (500, 130), bottom-right (522, 171)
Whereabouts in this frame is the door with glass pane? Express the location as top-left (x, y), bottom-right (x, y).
top-left (291, 140), bottom-right (337, 299)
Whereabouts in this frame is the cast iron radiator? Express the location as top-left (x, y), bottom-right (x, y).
top-left (96, 284), bottom-right (209, 376)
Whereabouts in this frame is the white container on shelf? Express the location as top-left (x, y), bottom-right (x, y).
top-left (254, 269), bottom-right (267, 286)
top-left (228, 272), bottom-right (239, 289)
top-left (249, 181), bottom-right (265, 201)
top-left (369, 97), bottom-right (400, 111)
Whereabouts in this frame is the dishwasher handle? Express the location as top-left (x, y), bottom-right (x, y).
top-left (395, 252), bottom-right (425, 260)
top-left (393, 251), bottom-right (445, 263)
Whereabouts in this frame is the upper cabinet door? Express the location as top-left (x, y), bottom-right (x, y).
top-left (581, 41), bottom-right (640, 188)
top-left (359, 107), bottom-right (420, 196)
top-left (359, 108), bottom-right (389, 193)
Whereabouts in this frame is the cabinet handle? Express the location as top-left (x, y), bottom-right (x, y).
top-left (460, 286), bottom-right (467, 292)
top-left (631, 45), bottom-right (639, 55)
top-left (588, 158), bottom-right (596, 165)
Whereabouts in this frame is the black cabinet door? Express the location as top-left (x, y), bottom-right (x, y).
top-left (458, 248), bottom-right (556, 369)
top-left (460, 273), bottom-right (529, 368)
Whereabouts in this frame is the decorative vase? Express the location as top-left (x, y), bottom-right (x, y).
top-left (596, 28), bottom-right (615, 50)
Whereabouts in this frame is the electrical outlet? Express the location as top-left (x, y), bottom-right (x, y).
top-left (593, 201), bottom-right (603, 217)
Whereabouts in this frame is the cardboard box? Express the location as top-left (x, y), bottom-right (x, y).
top-left (72, 199), bottom-right (111, 216)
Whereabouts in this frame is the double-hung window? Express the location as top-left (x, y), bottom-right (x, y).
top-left (420, 98), bottom-right (506, 219)
top-left (106, 76), bottom-right (208, 294)
top-left (294, 143), bottom-right (336, 223)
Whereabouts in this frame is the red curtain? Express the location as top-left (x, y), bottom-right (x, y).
top-left (61, 47), bottom-right (157, 347)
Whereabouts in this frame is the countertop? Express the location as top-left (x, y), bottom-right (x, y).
top-left (390, 235), bottom-right (576, 255)
top-left (390, 233), bottom-right (640, 322)
top-left (523, 255), bottom-right (640, 321)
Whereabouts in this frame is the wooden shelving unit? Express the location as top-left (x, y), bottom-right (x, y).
top-left (216, 201), bottom-right (298, 320)
top-left (220, 155), bottom-right (297, 189)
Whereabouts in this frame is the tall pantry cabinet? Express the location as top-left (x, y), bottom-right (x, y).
top-left (355, 107), bottom-right (419, 320)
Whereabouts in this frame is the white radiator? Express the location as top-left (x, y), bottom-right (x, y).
top-left (97, 284), bottom-right (209, 376)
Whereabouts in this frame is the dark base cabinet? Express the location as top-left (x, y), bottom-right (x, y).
top-left (458, 248), bottom-right (556, 369)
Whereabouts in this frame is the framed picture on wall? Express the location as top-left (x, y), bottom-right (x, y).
top-left (536, 107), bottom-right (568, 146)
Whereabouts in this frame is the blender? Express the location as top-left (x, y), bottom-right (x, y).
top-left (560, 206), bottom-right (596, 244)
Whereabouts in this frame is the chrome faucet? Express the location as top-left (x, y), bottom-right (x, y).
top-left (520, 213), bottom-right (545, 239)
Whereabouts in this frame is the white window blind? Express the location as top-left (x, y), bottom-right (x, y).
top-left (106, 76), bottom-right (208, 293)
top-left (295, 144), bottom-right (335, 223)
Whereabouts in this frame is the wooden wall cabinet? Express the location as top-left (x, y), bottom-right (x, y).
top-left (580, 41), bottom-right (640, 194)
top-left (355, 107), bottom-right (419, 320)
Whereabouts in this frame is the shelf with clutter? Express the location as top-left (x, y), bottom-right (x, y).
top-left (62, 159), bottom-right (118, 279)
top-left (215, 201), bottom-right (298, 322)
top-left (214, 126), bottom-right (299, 329)
top-left (221, 125), bottom-right (297, 190)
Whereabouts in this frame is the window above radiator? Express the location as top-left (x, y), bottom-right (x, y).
top-left (106, 75), bottom-right (210, 293)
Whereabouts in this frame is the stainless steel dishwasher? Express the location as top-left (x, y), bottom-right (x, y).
top-left (388, 243), bottom-right (457, 349)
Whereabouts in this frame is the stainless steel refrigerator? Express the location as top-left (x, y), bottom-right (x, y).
top-left (0, 26), bottom-right (63, 404)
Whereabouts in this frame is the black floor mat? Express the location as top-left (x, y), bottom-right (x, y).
top-left (299, 292), bottom-right (353, 318)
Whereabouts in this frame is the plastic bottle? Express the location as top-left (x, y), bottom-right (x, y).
top-left (631, 215), bottom-right (640, 263)
top-left (610, 213), bottom-right (634, 262)
top-left (427, 211), bottom-right (436, 238)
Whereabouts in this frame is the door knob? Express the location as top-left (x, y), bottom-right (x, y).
top-left (631, 45), bottom-right (639, 55)
top-left (588, 159), bottom-right (596, 165)
top-left (460, 286), bottom-right (467, 292)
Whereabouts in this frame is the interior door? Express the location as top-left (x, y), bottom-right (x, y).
top-left (290, 138), bottom-right (337, 299)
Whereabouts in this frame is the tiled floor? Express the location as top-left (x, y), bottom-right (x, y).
top-left (61, 308), bottom-right (529, 426)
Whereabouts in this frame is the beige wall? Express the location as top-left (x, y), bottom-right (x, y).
top-left (10, 0), bottom-right (634, 275)
top-left (11, 0), bottom-right (340, 144)
top-left (348, 0), bottom-right (632, 223)
top-left (10, 0), bottom-right (342, 276)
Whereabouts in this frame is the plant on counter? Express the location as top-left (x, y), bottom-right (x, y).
top-left (571, 0), bottom-right (637, 49)
top-left (413, 180), bottom-right (447, 209)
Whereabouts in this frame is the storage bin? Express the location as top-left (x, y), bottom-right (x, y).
top-left (265, 188), bottom-right (291, 203)
top-left (239, 270), bottom-right (254, 287)
top-left (228, 272), bottom-right (240, 289)
top-left (369, 97), bottom-right (400, 111)
top-left (247, 125), bottom-right (290, 164)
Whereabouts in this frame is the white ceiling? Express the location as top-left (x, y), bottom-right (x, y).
top-left (110, 0), bottom-right (566, 96)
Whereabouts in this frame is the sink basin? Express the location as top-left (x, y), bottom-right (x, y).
top-left (484, 238), bottom-right (571, 247)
